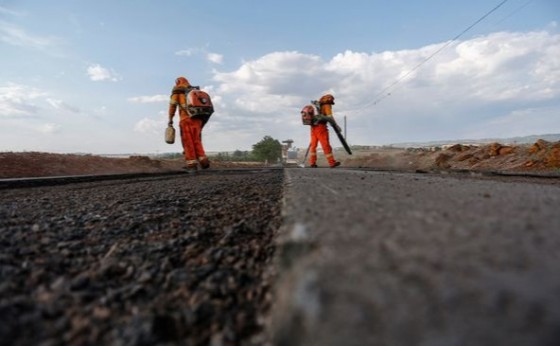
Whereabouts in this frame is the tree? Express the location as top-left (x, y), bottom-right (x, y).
top-left (232, 150), bottom-right (253, 161)
top-left (212, 152), bottom-right (230, 161)
top-left (252, 136), bottom-right (282, 163)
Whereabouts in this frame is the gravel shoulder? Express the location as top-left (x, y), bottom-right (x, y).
top-left (0, 169), bottom-right (284, 345)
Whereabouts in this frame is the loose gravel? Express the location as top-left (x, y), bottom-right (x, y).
top-left (0, 169), bottom-right (284, 346)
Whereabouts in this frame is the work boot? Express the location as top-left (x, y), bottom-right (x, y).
top-left (329, 161), bottom-right (341, 168)
top-left (310, 164), bottom-right (318, 168)
top-left (183, 164), bottom-right (198, 174)
top-left (199, 157), bottom-right (210, 170)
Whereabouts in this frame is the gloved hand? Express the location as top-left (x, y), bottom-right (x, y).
top-left (168, 121), bottom-right (173, 127)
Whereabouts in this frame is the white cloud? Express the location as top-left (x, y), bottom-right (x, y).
top-left (0, 6), bottom-right (25, 17)
top-left (175, 48), bottom-right (197, 56)
top-left (207, 52), bottom-right (223, 64)
top-left (87, 64), bottom-right (121, 82)
top-left (128, 95), bottom-right (168, 103)
top-left (134, 117), bottom-right (162, 135)
top-left (431, 31), bottom-right (560, 102)
top-left (0, 21), bottom-right (59, 49)
top-left (175, 47), bottom-right (224, 64)
top-left (46, 98), bottom-right (80, 113)
top-left (214, 51), bottom-right (326, 98)
top-left (38, 123), bottom-right (61, 134)
top-left (468, 106), bottom-right (560, 139)
top-left (209, 30), bottom-right (560, 148)
top-left (3, 29), bottom-right (558, 154)
top-left (0, 83), bottom-right (46, 116)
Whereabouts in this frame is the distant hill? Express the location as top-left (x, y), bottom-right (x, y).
top-left (391, 133), bottom-right (560, 148)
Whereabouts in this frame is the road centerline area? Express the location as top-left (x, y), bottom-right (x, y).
top-left (272, 167), bottom-right (560, 346)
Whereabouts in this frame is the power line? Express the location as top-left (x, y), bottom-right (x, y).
top-left (493, 0), bottom-right (534, 27)
top-left (360, 0), bottom-right (511, 109)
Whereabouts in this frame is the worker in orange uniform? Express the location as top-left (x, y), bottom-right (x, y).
top-left (309, 94), bottom-right (341, 168)
top-left (168, 76), bottom-right (210, 171)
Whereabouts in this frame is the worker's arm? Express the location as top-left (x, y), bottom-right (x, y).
top-left (168, 94), bottom-right (178, 126)
top-left (320, 104), bottom-right (341, 131)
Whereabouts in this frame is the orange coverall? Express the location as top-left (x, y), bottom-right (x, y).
top-left (309, 102), bottom-right (338, 167)
top-left (168, 79), bottom-right (209, 170)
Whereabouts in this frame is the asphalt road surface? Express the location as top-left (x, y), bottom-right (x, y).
top-left (273, 168), bottom-right (560, 346)
top-left (1, 167), bottom-right (560, 346)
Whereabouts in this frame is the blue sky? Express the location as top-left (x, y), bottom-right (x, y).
top-left (1, 0), bottom-right (559, 154)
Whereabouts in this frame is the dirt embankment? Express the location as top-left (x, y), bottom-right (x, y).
top-left (1, 139), bottom-right (559, 179)
top-left (342, 139), bottom-right (560, 174)
top-left (0, 152), bottom-right (179, 179)
top-left (0, 152), bottom-right (265, 179)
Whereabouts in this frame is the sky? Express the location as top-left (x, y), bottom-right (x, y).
top-left (0, 0), bottom-right (559, 154)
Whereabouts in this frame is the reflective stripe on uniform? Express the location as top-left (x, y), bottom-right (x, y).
top-left (325, 153), bottom-right (333, 158)
top-left (186, 159), bottom-right (198, 166)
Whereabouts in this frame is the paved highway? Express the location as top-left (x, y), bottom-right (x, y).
top-left (1, 167), bottom-right (559, 345)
